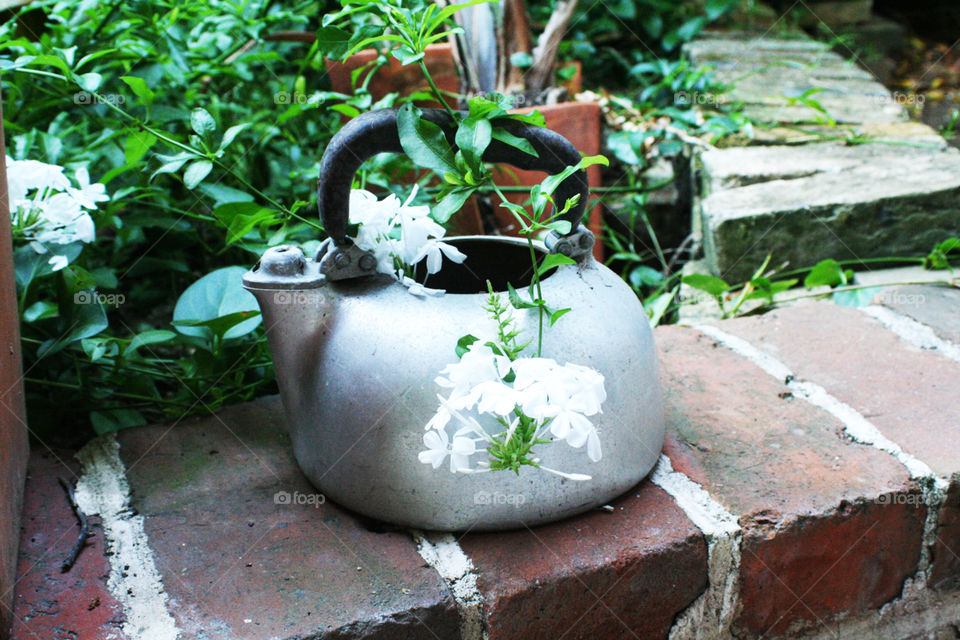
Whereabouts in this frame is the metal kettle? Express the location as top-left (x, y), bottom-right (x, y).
top-left (243, 108), bottom-right (664, 531)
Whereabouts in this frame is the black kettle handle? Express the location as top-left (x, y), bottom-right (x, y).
top-left (316, 108), bottom-right (588, 246)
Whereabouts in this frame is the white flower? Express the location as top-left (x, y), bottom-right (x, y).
top-left (347, 186), bottom-right (466, 293)
top-left (7, 158), bottom-right (108, 260)
top-left (417, 425), bottom-right (479, 473)
top-left (48, 255), bottom-right (69, 271)
top-left (435, 343), bottom-right (509, 408)
top-left (67, 167), bottom-right (109, 209)
top-left (412, 239), bottom-right (467, 275)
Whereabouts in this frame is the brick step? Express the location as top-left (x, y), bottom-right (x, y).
top-left (10, 286), bottom-right (960, 639)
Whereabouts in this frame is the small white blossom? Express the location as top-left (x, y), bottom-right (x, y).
top-left (348, 186), bottom-right (466, 293)
top-left (6, 157), bottom-right (108, 264)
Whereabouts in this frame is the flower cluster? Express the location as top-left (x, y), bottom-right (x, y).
top-left (419, 340), bottom-right (607, 481)
top-left (348, 186), bottom-right (466, 295)
top-left (6, 157), bottom-right (109, 271)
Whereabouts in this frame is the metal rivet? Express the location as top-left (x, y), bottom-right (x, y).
top-left (359, 254), bottom-right (377, 271)
top-left (334, 251), bottom-right (351, 268)
top-left (555, 240), bottom-right (572, 256)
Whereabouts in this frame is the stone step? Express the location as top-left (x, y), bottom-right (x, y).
top-left (696, 142), bottom-right (960, 282)
top-left (10, 286), bottom-right (960, 639)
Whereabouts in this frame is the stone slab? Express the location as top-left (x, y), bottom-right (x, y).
top-left (684, 36), bottom-right (905, 126)
top-left (12, 451), bottom-right (128, 640)
top-left (460, 483), bottom-right (708, 640)
top-left (115, 396), bottom-right (460, 640)
top-left (697, 142), bottom-right (960, 281)
top-left (718, 301), bottom-right (960, 590)
top-left (656, 325), bottom-right (925, 636)
top-left (875, 283), bottom-right (960, 345)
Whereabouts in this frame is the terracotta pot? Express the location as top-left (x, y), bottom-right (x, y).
top-left (494, 100), bottom-right (605, 261)
top-left (326, 43), bottom-right (460, 107)
top-left (0, 80), bottom-right (29, 640)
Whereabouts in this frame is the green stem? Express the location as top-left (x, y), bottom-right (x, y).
top-left (418, 60), bottom-right (458, 119)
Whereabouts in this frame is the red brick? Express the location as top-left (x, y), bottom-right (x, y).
top-left (875, 284), bottom-right (960, 345)
top-left (115, 396), bottom-right (459, 640)
top-left (719, 301), bottom-right (960, 590)
top-left (460, 484), bottom-right (707, 640)
top-left (930, 478), bottom-right (960, 591)
top-left (656, 325), bottom-right (926, 636)
top-left (11, 451), bottom-right (127, 640)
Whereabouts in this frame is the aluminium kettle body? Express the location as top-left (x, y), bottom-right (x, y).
top-left (243, 109), bottom-right (665, 531)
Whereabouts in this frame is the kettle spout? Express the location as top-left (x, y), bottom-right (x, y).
top-left (243, 245), bottom-right (334, 421)
top-left (242, 244), bottom-right (332, 321)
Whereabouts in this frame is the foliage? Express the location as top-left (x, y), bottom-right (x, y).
top-left (0, 0), bottom-right (357, 441)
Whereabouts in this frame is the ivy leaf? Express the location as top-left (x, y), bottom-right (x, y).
top-left (183, 159), bottom-right (213, 189)
top-left (682, 274), bottom-right (730, 297)
top-left (397, 103), bottom-right (457, 175)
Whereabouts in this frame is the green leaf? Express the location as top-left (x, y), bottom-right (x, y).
top-left (23, 300), bottom-right (58, 323)
top-left (78, 72), bottom-right (102, 92)
top-left (644, 288), bottom-right (676, 327)
top-left (398, 103), bottom-right (457, 175)
top-left (455, 334), bottom-right (479, 358)
top-left (804, 259), bottom-right (845, 288)
top-left (212, 202), bottom-right (281, 244)
top-left (315, 26), bottom-right (351, 44)
top-left (537, 253), bottom-right (576, 277)
top-left (218, 123), bottom-right (250, 153)
top-left (120, 76), bottom-right (154, 106)
top-left (491, 126), bottom-right (538, 157)
top-left (432, 188), bottom-right (472, 223)
top-left (682, 273), bottom-right (730, 297)
top-left (549, 308), bottom-right (571, 326)
top-left (190, 107), bottom-right (216, 137)
top-left (124, 130), bottom-right (157, 165)
top-left (90, 409), bottom-right (147, 435)
top-left (37, 292), bottom-right (108, 358)
top-left (508, 110), bottom-right (546, 127)
top-left (509, 51), bottom-right (533, 68)
top-left (507, 283), bottom-right (538, 309)
top-left (183, 159), bottom-right (213, 189)
top-left (173, 266), bottom-right (262, 341)
top-left (172, 310), bottom-right (261, 340)
top-left (629, 265), bottom-right (665, 288)
top-left (455, 116), bottom-right (492, 170)
top-left (391, 46), bottom-right (424, 66)
top-left (126, 329), bottom-right (177, 356)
